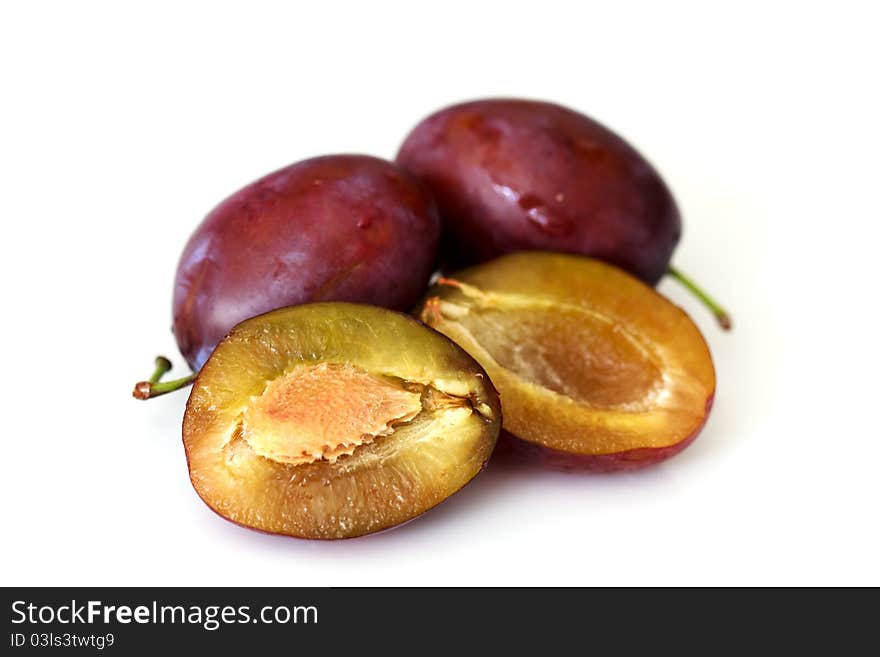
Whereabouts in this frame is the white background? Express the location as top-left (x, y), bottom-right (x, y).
top-left (2, 1), bottom-right (878, 586)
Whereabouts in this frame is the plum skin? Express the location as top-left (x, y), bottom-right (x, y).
top-left (396, 98), bottom-right (681, 284)
top-left (173, 154), bottom-right (441, 370)
top-left (494, 395), bottom-right (714, 473)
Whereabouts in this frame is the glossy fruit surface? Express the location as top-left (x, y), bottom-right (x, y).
top-left (417, 252), bottom-right (714, 471)
top-left (183, 302), bottom-right (501, 539)
top-left (173, 155), bottom-right (440, 370)
top-left (397, 99), bottom-right (680, 283)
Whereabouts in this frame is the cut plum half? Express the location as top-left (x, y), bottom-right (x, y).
top-left (417, 252), bottom-right (715, 471)
top-left (183, 303), bottom-right (501, 539)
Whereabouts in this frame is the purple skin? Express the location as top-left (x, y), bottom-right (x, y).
top-left (396, 99), bottom-right (681, 284)
top-left (173, 155), bottom-right (440, 370)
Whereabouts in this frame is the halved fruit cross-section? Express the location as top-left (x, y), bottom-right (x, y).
top-left (183, 302), bottom-right (501, 539)
top-left (418, 252), bottom-right (716, 471)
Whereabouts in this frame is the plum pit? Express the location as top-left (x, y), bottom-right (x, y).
top-left (241, 363), bottom-right (423, 466)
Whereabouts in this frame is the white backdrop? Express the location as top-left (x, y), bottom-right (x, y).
top-left (2, 1), bottom-right (877, 586)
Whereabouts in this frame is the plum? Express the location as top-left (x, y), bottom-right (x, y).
top-left (396, 98), bottom-right (678, 282)
top-left (172, 154), bottom-right (441, 371)
top-left (183, 302), bottom-right (501, 539)
top-left (417, 252), bottom-right (716, 471)
top-left (397, 98), bottom-right (730, 328)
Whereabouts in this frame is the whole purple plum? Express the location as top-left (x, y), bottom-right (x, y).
top-left (173, 154), bottom-right (440, 370)
top-left (396, 98), bottom-right (680, 284)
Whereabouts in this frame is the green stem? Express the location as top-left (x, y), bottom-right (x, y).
top-left (149, 356), bottom-right (173, 384)
top-left (667, 266), bottom-right (732, 330)
top-left (133, 357), bottom-right (197, 400)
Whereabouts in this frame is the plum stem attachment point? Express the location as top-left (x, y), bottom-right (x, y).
top-left (436, 276), bottom-right (464, 289)
top-left (437, 277), bottom-right (490, 301)
top-left (667, 266), bottom-right (732, 331)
